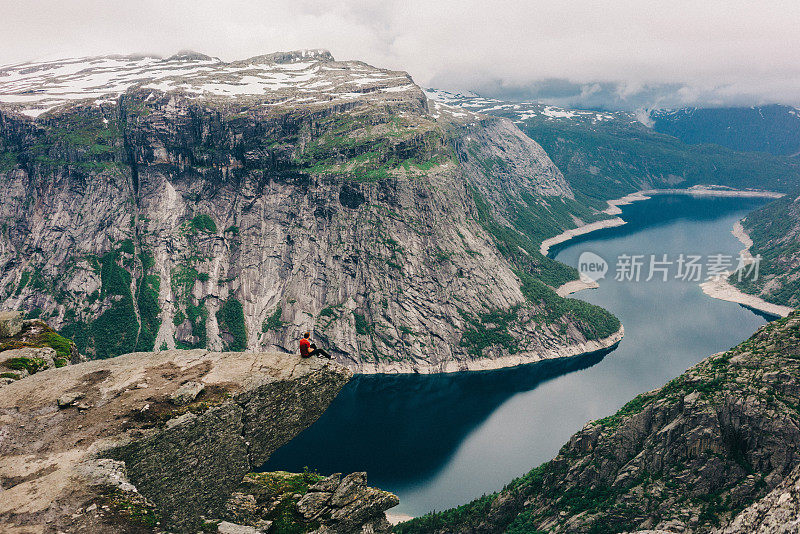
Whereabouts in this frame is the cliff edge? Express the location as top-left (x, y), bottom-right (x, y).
top-left (0, 349), bottom-right (392, 532)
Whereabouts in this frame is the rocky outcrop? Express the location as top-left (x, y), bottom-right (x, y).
top-left (221, 471), bottom-right (399, 533)
top-left (395, 312), bottom-right (800, 534)
top-left (716, 463), bottom-right (800, 533)
top-left (0, 311), bottom-right (22, 337)
top-left (0, 312), bottom-right (84, 387)
top-left (0, 51), bottom-right (619, 373)
top-left (0, 349), bottom-right (354, 532)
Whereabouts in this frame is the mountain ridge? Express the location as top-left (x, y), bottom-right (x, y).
top-left (0, 51), bottom-right (620, 371)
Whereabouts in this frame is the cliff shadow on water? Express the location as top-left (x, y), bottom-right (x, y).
top-left (260, 346), bottom-right (614, 486)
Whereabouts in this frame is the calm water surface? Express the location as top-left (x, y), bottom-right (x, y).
top-left (263, 195), bottom-right (772, 517)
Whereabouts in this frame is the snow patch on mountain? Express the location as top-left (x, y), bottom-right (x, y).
top-left (425, 88), bottom-right (637, 126)
top-left (0, 50), bottom-right (420, 118)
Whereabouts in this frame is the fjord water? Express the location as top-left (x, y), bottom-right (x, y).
top-left (263, 195), bottom-right (771, 517)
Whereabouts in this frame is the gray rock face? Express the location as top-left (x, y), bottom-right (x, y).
top-left (716, 463), bottom-right (800, 533)
top-left (0, 349), bottom-right (352, 533)
top-left (0, 51), bottom-right (618, 373)
top-left (225, 470), bottom-right (398, 534)
top-left (329, 471), bottom-right (369, 507)
top-left (0, 311), bottom-right (23, 337)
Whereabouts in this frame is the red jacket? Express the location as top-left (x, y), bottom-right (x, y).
top-left (299, 338), bottom-right (311, 357)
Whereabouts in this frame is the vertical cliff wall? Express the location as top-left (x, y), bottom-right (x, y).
top-left (0, 51), bottom-right (619, 372)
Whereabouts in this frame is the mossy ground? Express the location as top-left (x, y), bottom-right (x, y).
top-left (0, 320), bottom-right (77, 375)
top-left (233, 471), bottom-right (325, 534)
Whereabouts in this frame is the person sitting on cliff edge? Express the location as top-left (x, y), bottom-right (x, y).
top-left (299, 331), bottom-right (332, 359)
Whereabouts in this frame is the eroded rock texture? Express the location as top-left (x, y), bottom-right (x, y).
top-left (0, 349), bottom-right (352, 532)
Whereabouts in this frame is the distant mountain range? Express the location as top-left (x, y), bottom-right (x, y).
top-left (425, 90), bottom-right (800, 203)
top-left (651, 105), bottom-right (800, 157)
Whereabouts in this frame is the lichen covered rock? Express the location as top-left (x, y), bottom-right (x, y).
top-left (223, 470), bottom-right (398, 534)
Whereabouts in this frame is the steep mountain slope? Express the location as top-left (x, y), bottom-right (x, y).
top-left (427, 91), bottom-right (800, 202)
top-left (396, 312), bottom-right (800, 534)
top-left (717, 462), bottom-right (800, 533)
top-left (652, 105), bottom-right (800, 157)
top-left (0, 51), bottom-right (619, 371)
top-left (731, 194), bottom-right (800, 307)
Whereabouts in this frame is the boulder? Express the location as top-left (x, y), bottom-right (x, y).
top-left (308, 473), bottom-right (341, 493)
top-left (296, 490), bottom-right (332, 519)
top-left (330, 471), bottom-right (368, 507)
top-left (0, 311), bottom-right (23, 338)
top-left (170, 380), bottom-right (205, 406)
top-left (57, 391), bottom-right (85, 408)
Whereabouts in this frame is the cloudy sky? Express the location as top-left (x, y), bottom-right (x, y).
top-left (3, 0), bottom-right (799, 110)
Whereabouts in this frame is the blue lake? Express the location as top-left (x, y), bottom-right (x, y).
top-left (262, 195), bottom-right (772, 517)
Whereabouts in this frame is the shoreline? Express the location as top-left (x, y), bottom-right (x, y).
top-left (353, 325), bottom-right (624, 375)
top-left (549, 185), bottom-right (784, 295)
top-left (699, 221), bottom-right (794, 318)
top-left (556, 274), bottom-right (599, 297)
top-left (540, 217), bottom-right (626, 256)
top-left (356, 187), bottom-right (781, 375)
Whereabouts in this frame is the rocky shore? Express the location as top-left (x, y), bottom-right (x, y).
top-left (355, 325), bottom-right (624, 374)
top-left (545, 186), bottom-right (782, 258)
top-left (700, 221), bottom-right (794, 318)
top-left (549, 186), bottom-right (784, 296)
top-left (555, 274), bottom-right (600, 297)
top-left (539, 217), bottom-right (626, 256)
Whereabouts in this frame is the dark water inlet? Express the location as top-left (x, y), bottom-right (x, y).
top-left (262, 195), bottom-right (772, 517)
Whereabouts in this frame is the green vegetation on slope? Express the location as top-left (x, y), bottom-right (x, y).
top-left (514, 118), bottom-right (800, 202)
top-left (732, 194), bottom-right (800, 307)
top-left (1, 319), bottom-right (77, 371)
top-left (92, 251), bottom-right (139, 359)
top-left (292, 110), bottom-right (449, 181)
top-left (467, 185), bottom-right (620, 342)
top-left (262, 306), bottom-right (286, 333)
top-left (190, 214), bottom-right (217, 234)
top-left (217, 297), bottom-right (247, 351)
top-left (3, 108), bottom-right (123, 172)
top-left (226, 471), bottom-right (324, 534)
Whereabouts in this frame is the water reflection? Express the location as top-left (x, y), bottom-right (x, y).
top-left (262, 195), bottom-right (771, 516)
top-left (264, 346), bottom-right (613, 484)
